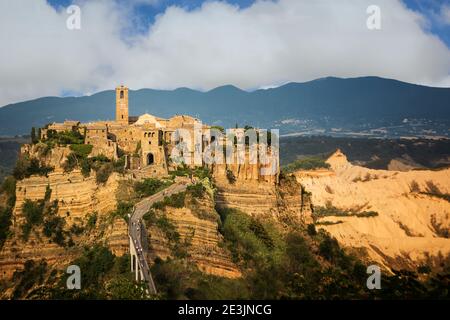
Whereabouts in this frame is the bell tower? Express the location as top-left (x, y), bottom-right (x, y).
top-left (116, 85), bottom-right (129, 124)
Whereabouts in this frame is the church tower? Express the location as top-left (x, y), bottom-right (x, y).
top-left (116, 85), bottom-right (129, 124)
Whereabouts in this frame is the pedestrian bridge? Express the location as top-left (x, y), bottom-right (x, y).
top-left (128, 180), bottom-right (192, 294)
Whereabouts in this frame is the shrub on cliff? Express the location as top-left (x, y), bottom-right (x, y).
top-left (169, 165), bottom-right (211, 180)
top-left (134, 178), bottom-right (171, 197)
top-left (409, 180), bottom-right (420, 193)
top-left (70, 144), bottom-right (93, 158)
top-left (106, 274), bottom-right (148, 300)
top-left (1, 176), bottom-right (16, 195)
top-left (0, 177), bottom-right (16, 249)
top-left (219, 208), bottom-right (284, 265)
top-left (307, 223), bottom-right (317, 236)
top-left (225, 169), bottom-right (236, 184)
top-left (420, 180), bottom-right (450, 203)
top-left (95, 162), bottom-right (114, 184)
top-left (156, 215), bottom-right (180, 243)
top-left (282, 156), bottom-right (331, 173)
top-left (80, 158), bottom-right (91, 177)
top-left (186, 183), bottom-right (205, 198)
top-left (313, 204), bottom-right (379, 219)
top-left (152, 192), bottom-right (186, 210)
top-left (21, 199), bottom-right (45, 240)
top-left (150, 257), bottom-right (250, 300)
top-left (0, 206), bottom-right (13, 249)
top-left (47, 246), bottom-right (141, 299)
top-left (110, 201), bottom-right (133, 223)
top-left (354, 211), bottom-right (379, 218)
top-left (73, 245), bottom-right (115, 288)
top-left (112, 156), bottom-right (126, 174)
top-left (62, 150), bottom-right (125, 179)
top-left (170, 164), bottom-right (191, 177)
top-left (43, 130), bottom-right (84, 146)
top-left (13, 156), bottom-right (54, 180)
top-left (143, 210), bottom-right (184, 257)
top-left (1, 176), bottom-right (16, 207)
top-left (193, 167), bottom-right (211, 180)
top-left (11, 259), bottom-right (48, 299)
top-left (62, 153), bottom-right (78, 173)
top-left (93, 158), bottom-right (126, 184)
top-left (30, 127), bottom-right (39, 144)
top-left (86, 212), bottom-right (98, 229)
top-left (20, 189), bottom-right (72, 247)
top-left (41, 196), bottom-right (68, 247)
top-left (43, 215), bottom-right (66, 246)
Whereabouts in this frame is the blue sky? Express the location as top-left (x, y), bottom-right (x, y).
top-left (47, 0), bottom-right (450, 47)
top-left (404, 0), bottom-right (450, 47)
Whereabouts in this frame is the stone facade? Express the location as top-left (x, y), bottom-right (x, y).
top-left (37, 85), bottom-right (279, 181)
top-left (40, 120), bottom-right (81, 139)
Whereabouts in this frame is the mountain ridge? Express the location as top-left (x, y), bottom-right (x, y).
top-left (1, 76), bottom-right (449, 136)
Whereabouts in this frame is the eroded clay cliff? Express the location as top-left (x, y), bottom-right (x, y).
top-left (294, 150), bottom-right (450, 271)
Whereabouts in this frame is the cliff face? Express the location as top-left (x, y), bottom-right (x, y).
top-left (211, 148), bottom-right (279, 185)
top-left (295, 150), bottom-right (450, 271)
top-left (1, 141), bottom-right (312, 295)
top-left (1, 167), bottom-right (247, 289)
top-left (21, 143), bottom-right (70, 171)
top-left (0, 170), bottom-right (129, 282)
top-left (14, 170), bottom-right (118, 224)
top-left (214, 176), bottom-right (313, 225)
top-left (145, 191), bottom-right (241, 279)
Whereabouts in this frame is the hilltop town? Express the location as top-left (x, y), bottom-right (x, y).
top-left (0, 86), bottom-right (314, 299)
top-left (38, 86), bottom-right (275, 177)
top-left (0, 86), bottom-right (448, 299)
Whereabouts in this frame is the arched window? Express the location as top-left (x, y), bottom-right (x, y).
top-left (120, 90), bottom-right (124, 99)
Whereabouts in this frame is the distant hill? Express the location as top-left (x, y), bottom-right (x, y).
top-left (0, 76), bottom-right (449, 136)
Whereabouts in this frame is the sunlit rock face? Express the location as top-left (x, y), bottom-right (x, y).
top-left (295, 150), bottom-right (450, 272)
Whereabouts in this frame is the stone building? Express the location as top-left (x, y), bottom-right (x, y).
top-left (39, 86), bottom-right (209, 175)
top-left (38, 85), bottom-right (279, 180)
top-left (40, 120), bottom-right (81, 139)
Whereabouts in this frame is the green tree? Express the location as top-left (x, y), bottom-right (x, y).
top-left (106, 276), bottom-right (149, 300)
top-left (31, 127), bottom-right (38, 144)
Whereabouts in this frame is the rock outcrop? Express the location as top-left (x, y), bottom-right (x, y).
top-left (214, 177), bottom-right (313, 225)
top-left (0, 170), bottom-right (129, 281)
top-left (295, 149), bottom-right (450, 271)
top-left (14, 170), bottom-right (118, 224)
top-left (145, 191), bottom-right (242, 279)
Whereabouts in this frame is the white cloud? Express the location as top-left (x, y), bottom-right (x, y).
top-left (0, 0), bottom-right (449, 106)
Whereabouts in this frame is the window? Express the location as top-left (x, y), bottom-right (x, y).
top-left (120, 90), bottom-right (124, 99)
top-left (147, 153), bottom-right (154, 165)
